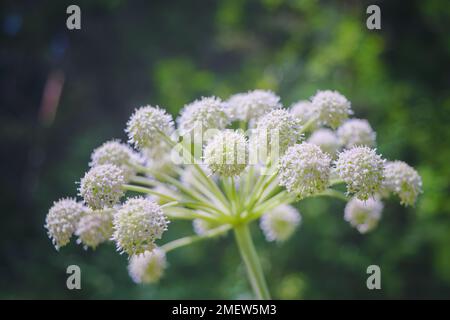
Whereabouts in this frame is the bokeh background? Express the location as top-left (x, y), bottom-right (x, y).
top-left (1, 0), bottom-right (450, 299)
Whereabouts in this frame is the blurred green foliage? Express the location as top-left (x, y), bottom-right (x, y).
top-left (1, 0), bottom-right (450, 299)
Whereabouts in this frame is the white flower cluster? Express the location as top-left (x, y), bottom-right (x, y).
top-left (226, 90), bottom-right (281, 122)
top-left (255, 109), bottom-right (303, 155)
top-left (383, 161), bottom-right (422, 206)
top-left (310, 90), bottom-right (353, 129)
top-left (260, 204), bottom-right (301, 242)
top-left (112, 197), bottom-right (168, 256)
top-left (344, 197), bottom-right (383, 233)
top-left (45, 198), bottom-right (88, 250)
top-left (75, 209), bottom-right (114, 249)
top-left (290, 100), bottom-right (316, 128)
top-left (79, 164), bottom-right (126, 209)
top-left (337, 119), bottom-right (376, 149)
top-left (307, 128), bottom-right (340, 156)
top-left (90, 140), bottom-right (142, 179)
top-left (278, 143), bottom-right (331, 199)
top-left (128, 248), bottom-right (167, 284)
top-left (126, 105), bottom-right (174, 150)
top-left (335, 147), bottom-right (385, 200)
top-left (204, 130), bottom-right (248, 176)
top-left (177, 97), bottom-right (229, 135)
top-left (334, 146), bottom-right (385, 200)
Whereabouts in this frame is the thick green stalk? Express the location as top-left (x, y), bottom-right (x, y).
top-left (233, 224), bottom-right (271, 300)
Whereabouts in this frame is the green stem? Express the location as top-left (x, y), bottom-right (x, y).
top-left (245, 192), bottom-right (295, 222)
top-left (122, 184), bottom-right (178, 202)
top-left (187, 173), bottom-right (231, 214)
top-left (298, 116), bottom-right (318, 134)
top-left (245, 171), bottom-right (278, 213)
top-left (143, 165), bottom-right (230, 214)
top-left (243, 166), bottom-right (254, 200)
top-left (154, 171), bottom-right (213, 204)
top-left (233, 224), bottom-right (271, 300)
top-left (163, 207), bottom-right (220, 223)
top-left (130, 176), bottom-right (157, 187)
top-left (156, 129), bottom-right (177, 148)
top-left (180, 201), bottom-right (230, 219)
top-left (162, 224), bottom-right (231, 252)
top-left (230, 176), bottom-right (238, 203)
top-left (193, 164), bottom-right (230, 208)
top-left (160, 201), bottom-right (179, 208)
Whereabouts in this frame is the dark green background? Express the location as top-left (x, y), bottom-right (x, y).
top-left (1, 0), bottom-right (449, 299)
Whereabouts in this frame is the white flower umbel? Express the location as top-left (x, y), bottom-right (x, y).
top-left (204, 130), bottom-right (248, 177)
top-left (290, 100), bottom-right (317, 129)
top-left (334, 146), bottom-right (385, 200)
top-left (126, 105), bottom-right (174, 150)
top-left (128, 248), bottom-right (167, 284)
top-left (45, 88), bottom-right (424, 300)
top-left (260, 204), bottom-right (301, 242)
top-left (226, 90), bottom-right (281, 122)
top-left (90, 140), bottom-right (142, 179)
top-left (278, 143), bottom-right (331, 199)
top-left (79, 164), bottom-right (125, 209)
top-left (383, 161), bottom-right (422, 206)
top-left (75, 209), bottom-right (114, 250)
top-left (255, 109), bottom-right (303, 156)
top-left (177, 97), bottom-right (229, 136)
top-left (337, 119), bottom-right (376, 149)
top-left (45, 198), bottom-right (88, 250)
top-left (310, 90), bottom-right (353, 129)
top-left (112, 197), bottom-right (168, 256)
top-left (307, 128), bottom-right (340, 156)
top-left (344, 197), bottom-right (383, 233)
